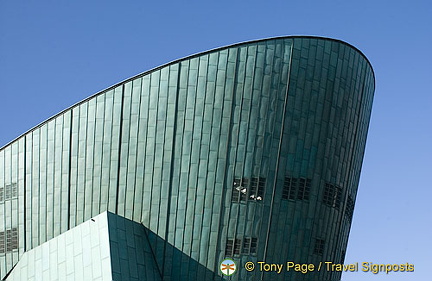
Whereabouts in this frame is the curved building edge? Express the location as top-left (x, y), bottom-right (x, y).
top-left (0, 35), bottom-right (375, 151)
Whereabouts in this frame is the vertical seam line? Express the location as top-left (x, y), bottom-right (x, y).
top-left (262, 41), bottom-right (294, 268)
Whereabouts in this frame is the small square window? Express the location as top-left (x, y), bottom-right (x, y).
top-left (283, 177), bottom-right (311, 201)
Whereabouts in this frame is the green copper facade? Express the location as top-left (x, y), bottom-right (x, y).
top-left (0, 36), bottom-right (374, 280)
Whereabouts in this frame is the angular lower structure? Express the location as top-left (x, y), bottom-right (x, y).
top-left (4, 212), bottom-right (162, 281)
top-left (0, 36), bottom-right (374, 280)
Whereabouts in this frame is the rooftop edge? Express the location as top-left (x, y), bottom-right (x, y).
top-left (1, 35), bottom-right (375, 150)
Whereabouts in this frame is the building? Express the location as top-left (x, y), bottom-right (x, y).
top-left (0, 36), bottom-right (374, 280)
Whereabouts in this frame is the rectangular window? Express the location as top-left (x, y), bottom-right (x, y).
top-left (345, 196), bottom-right (355, 222)
top-left (240, 178), bottom-right (248, 201)
top-left (241, 237), bottom-right (258, 255)
top-left (231, 187), bottom-right (240, 202)
top-left (297, 178), bottom-right (311, 200)
top-left (250, 237), bottom-right (258, 254)
top-left (232, 178), bottom-right (248, 202)
top-left (0, 228), bottom-right (18, 254)
top-left (228, 237), bottom-right (258, 256)
top-left (334, 187), bottom-right (342, 209)
top-left (5, 186), bottom-right (11, 200)
top-left (313, 238), bottom-right (325, 255)
top-left (233, 178), bottom-right (241, 188)
top-left (242, 238), bottom-right (251, 255)
top-left (225, 238), bottom-right (242, 257)
top-left (250, 177), bottom-right (265, 201)
top-left (283, 177), bottom-right (311, 201)
top-left (282, 177), bottom-right (297, 200)
top-left (225, 239), bottom-right (233, 256)
top-left (323, 183), bottom-right (342, 209)
top-left (233, 239), bottom-right (242, 256)
top-left (323, 183), bottom-right (334, 206)
top-left (232, 177), bottom-right (264, 202)
top-left (0, 183), bottom-right (18, 202)
top-left (0, 231), bottom-right (4, 254)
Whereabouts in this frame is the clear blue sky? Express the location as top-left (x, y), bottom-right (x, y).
top-left (1, 1), bottom-right (431, 280)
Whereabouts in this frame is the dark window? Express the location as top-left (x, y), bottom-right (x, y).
top-left (5, 186), bottom-right (11, 201)
top-left (225, 238), bottom-right (242, 257)
top-left (0, 232), bottom-right (4, 254)
top-left (241, 237), bottom-right (258, 255)
top-left (249, 177), bottom-right (265, 201)
top-left (323, 183), bottom-right (334, 206)
top-left (242, 238), bottom-right (251, 254)
top-left (0, 228), bottom-right (18, 254)
top-left (313, 238), bottom-right (325, 255)
top-left (232, 177), bottom-right (264, 202)
top-left (225, 239), bottom-right (233, 256)
top-left (323, 183), bottom-right (342, 209)
top-left (228, 237), bottom-right (258, 256)
top-left (297, 178), bottom-right (311, 200)
top-left (232, 178), bottom-right (248, 202)
top-left (250, 237), bottom-right (258, 254)
top-left (0, 183), bottom-right (18, 202)
top-left (282, 177), bottom-right (296, 200)
top-left (345, 196), bottom-right (355, 222)
top-left (334, 187), bottom-right (342, 209)
top-left (231, 187), bottom-right (240, 202)
top-left (233, 238), bottom-right (241, 255)
top-left (233, 178), bottom-right (241, 188)
top-left (283, 177), bottom-right (311, 201)
top-left (12, 184), bottom-right (17, 198)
